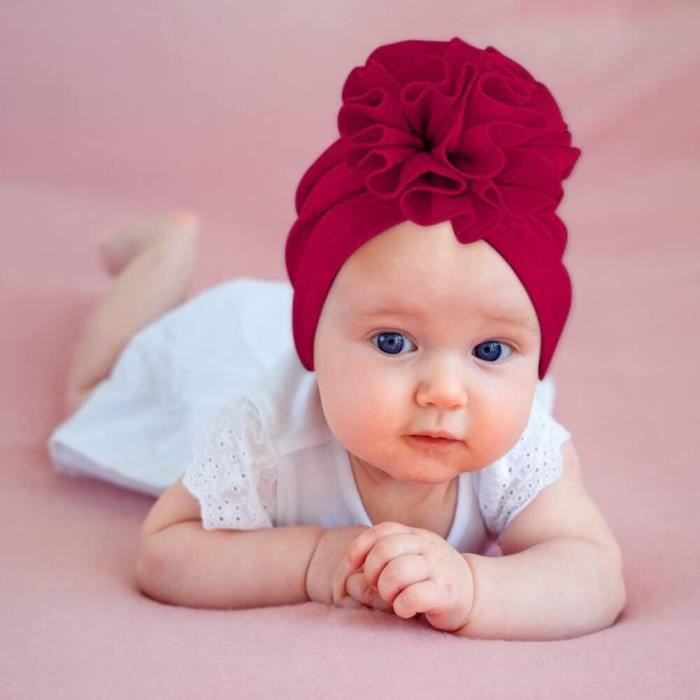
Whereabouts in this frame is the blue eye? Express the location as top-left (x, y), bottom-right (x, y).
top-left (472, 341), bottom-right (512, 363)
top-left (371, 332), bottom-right (415, 356)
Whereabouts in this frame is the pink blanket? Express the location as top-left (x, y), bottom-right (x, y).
top-left (2, 2), bottom-right (698, 696)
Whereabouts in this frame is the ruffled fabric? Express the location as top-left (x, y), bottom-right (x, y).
top-left (181, 395), bottom-right (277, 530)
top-left (337, 37), bottom-right (580, 239)
top-left (474, 399), bottom-right (571, 540)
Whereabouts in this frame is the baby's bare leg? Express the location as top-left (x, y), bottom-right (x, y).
top-left (64, 211), bottom-right (199, 417)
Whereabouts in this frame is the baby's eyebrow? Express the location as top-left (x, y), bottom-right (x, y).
top-left (478, 309), bottom-right (539, 331)
top-left (353, 304), bottom-right (531, 325)
top-left (354, 304), bottom-right (426, 319)
top-left (352, 303), bottom-right (538, 332)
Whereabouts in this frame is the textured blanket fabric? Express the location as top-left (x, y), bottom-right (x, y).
top-left (2, 2), bottom-right (698, 697)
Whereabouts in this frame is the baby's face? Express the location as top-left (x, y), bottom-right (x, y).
top-left (313, 219), bottom-right (541, 485)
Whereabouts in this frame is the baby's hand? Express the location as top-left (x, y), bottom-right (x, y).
top-left (333, 521), bottom-right (475, 632)
top-left (306, 525), bottom-right (370, 609)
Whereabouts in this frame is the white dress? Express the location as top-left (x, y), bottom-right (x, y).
top-left (47, 278), bottom-right (571, 550)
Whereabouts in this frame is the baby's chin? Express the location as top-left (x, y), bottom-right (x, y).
top-left (353, 443), bottom-right (483, 484)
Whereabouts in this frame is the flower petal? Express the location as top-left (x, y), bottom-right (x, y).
top-left (336, 37), bottom-right (579, 226)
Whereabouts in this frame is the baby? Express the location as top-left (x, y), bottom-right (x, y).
top-left (48, 37), bottom-right (625, 641)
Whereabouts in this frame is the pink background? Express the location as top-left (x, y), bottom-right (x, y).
top-left (2, 1), bottom-right (699, 697)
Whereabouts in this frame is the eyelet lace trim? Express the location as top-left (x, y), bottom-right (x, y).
top-left (182, 396), bottom-right (277, 530)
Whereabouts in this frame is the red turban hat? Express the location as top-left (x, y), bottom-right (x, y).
top-left (285, 37), bottom-right (581, 378)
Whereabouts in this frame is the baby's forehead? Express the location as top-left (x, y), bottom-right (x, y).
top-left (342, 224), bottom-right (504, 280)
top-left (336, 267), bottom-right (537, 327)
top-left (328, 235), bottom-right (536, 328)
top-left (341, 246), bottom-right (521, 300)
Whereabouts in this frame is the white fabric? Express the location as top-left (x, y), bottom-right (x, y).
top-left (182, 395), bottom-right (276, 530)
top-left (47, 278), bottom-right (293, 496)
top-left (47, 277), bottom-right (571, 549)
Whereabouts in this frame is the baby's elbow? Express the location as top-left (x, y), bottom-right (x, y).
top-left (611, 558), bottom-right (627, 625)
top-left (134, 534), bottom-right (174, 604)
top-left (598, 540), bottom-right (627, 629)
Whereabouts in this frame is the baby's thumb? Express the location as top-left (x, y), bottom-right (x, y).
top-left (345, 572), bottom-right (392, 612)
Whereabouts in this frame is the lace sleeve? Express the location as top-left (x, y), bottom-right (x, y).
top-left (181, 395), bottom-right (277, 530)
top-left (474, 401), bottom-right (571, 541)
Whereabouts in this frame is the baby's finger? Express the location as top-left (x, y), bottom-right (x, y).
top-left (374, 553), bottom-right (430, 605)
top-left (391, 579), bottom-right (437, 619)
top-left (331, 554), bottom-right (353, 606)
top-left (345, 572), bottom-right (392, 612)
top-left (363, 534), bottom-right (426, 589)
top-left (345, 522), bottom-right (412, 573)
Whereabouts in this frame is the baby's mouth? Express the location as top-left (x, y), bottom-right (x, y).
top-left (407, 434), bottom-right (461, 448)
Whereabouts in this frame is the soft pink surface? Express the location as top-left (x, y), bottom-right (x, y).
top-left (2, 2), bottom-right (698, 697)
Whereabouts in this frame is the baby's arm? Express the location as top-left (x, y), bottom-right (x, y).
top-left (136, 479), bottom-right (324, 608)
top-left (458, 441), bottom-right (626, 640)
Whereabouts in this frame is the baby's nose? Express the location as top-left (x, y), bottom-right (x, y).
top-left (415, 355), bottom-right (469, 409)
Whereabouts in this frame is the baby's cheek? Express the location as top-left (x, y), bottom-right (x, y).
top-left (348, 380), bottom-right (403, 439)
top-left (475, 403), bottom-right (528, 461)
top-left (366, 376), bottom-right (407, 417)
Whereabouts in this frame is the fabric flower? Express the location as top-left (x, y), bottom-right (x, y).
top-left (336, 38), bottom-right (580, 239)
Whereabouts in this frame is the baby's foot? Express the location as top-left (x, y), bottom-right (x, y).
top-left (98, 210), bottom-right (200, 276)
